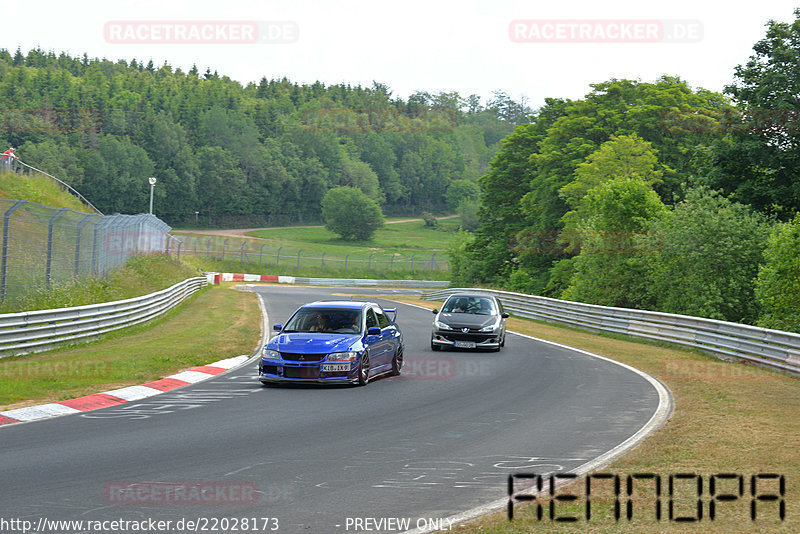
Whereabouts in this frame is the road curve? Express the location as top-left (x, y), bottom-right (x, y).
top-left (0, 285), bottom-right (670, 533)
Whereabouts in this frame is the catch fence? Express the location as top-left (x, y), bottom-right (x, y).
top-left (0, 198), bottom-right (180, 304)
top-left (178, 234), bottom-right (449, 276)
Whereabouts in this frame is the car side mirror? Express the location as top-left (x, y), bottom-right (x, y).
top-left (501, 313), bottom-right (509, 318)
top-left (432, 309), bottom-right (439, 314)
top-left (273, 324), bottom-right (283, 332)
top-left (367, 326), bottom-right (381, 336)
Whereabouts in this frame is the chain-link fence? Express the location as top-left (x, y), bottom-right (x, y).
top-left (179, 234), bottom-right (450, 276)
top-left (0, 198), bottom-right (180, 304)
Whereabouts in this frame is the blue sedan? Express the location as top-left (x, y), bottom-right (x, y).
top-left (258, 300), bottom-right (404, 385)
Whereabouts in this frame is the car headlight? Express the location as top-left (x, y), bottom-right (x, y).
top-left (480, 320), bottom-right (500, 332)
top-left (434, 320), bottom-right (453, 330)
top-left (262, 349), bottom-right (281, 360)
top-left (326, 351), bottom-right (359, 361)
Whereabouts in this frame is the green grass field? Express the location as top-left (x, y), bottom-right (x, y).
top-left (175, 217), bottom-right (461, 279)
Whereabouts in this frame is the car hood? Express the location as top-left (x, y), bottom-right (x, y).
top-left (436, 313), bottom-right (497, 329)
top-left (269, 333), bottom-right (361, 354)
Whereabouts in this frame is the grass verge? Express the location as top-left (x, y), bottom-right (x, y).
top-left (387, 296), bottom-right (798, 533)
top-left (174, 218), bottom-right (460, 280)
top-left (0, 283), bottom-right (260, 410)
top-left (0, 170), bottom-right (93, 212)
top-left (0, 254), bottom-right (200, 313)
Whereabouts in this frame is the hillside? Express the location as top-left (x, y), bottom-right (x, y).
top-left (0, 48), bottom-right (523, 227)
top-left (0, 169), bottom-right (95, 213)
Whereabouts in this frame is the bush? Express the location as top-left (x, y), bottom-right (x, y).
top-left (755, 216), bottom-right (800, 332)
top-left (321, 186), bottom-right (384, 241)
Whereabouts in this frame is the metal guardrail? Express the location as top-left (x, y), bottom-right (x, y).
top-left (0, 276), bottom-right (207, 357)
top-left (423, 288), bottom-right (800, 376)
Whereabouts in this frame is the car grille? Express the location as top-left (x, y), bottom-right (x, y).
top-left (284, 366), bottom-right (320, 379)
top-left (441, 332), bottom-right (495, 343)
top-left (262, 365), bottom-right (279, 375)
top-left (281, 352), bottom-right (326, 362)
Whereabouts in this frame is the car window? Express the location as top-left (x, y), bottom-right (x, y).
top-left (374, 307), bottom-right (391, 328)
top-left (365, 308), bottom-right (379, 329)
top-left (442, 297), bottom-right (465, 313)
top-left (475, 298), bottom-right (496, 315)
top-left (283, 308), bottom-right (361, 333)
top-left (442, 296), bottom-right (495, 315)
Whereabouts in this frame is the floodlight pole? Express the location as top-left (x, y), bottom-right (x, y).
top-left (148, 177), bottom-right (157, 215)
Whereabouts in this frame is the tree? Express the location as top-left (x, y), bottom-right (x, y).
top-left (643, 187), bottom-right (772, 323)
top-left (755, 215), bottom-right (800, 332)
top-left (445, 179), bottom-right (480, 210)
top-left (559, 134), bottom-right (663, 252)
top-left (702, 9), bottom-right (800, 219)
top-left (321, 186), bottom-right (384, 240)
top-left (561, 176), bottom-right (667, 308)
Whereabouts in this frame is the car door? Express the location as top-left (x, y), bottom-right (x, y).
top-left (363, 308), bottom-right (386, 372)
top-left (371, 306), bottom-right (396, 370)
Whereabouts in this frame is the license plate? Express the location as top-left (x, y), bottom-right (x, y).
top-left (454, 341), bottom-right (476, 349)
top-left (322, 363), bottom-right (351, 372)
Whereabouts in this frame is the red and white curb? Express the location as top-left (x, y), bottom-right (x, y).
top-left (206, 272), bottom-right (295, 284)
top-left (0, 355), bottom-right (250, 426)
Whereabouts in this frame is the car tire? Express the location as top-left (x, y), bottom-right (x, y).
top-left (391, 347), bottom-right (403, 376)
top-left (357, 352), bottom-right (370, 386)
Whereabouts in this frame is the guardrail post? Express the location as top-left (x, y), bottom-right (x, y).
top-left (296, 249), bottom-right (303, 271)
top-left (1, 200), bottom-right (27, 301)
top-left (239, 242), bottom-right (247, 267)
top-left (259, 244), bottom-right (265, 265)
top-left (222, 239), bottom-right (228, 260)
top-left (276, 247), bottom-right (282, 267)
top-left (46, 208), bottom-right (69, 288)
top-left (344, 254), bottom-right (349, 275)
top-left (321, 252), bottom-right (325, 269)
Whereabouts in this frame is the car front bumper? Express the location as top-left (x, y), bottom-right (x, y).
top-left (259, 360), bottom-right (360, 384)
top-left (431, 331), bottom-right (502, 350)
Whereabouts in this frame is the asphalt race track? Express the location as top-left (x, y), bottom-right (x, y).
top-left (0, 285), bottom-right (670, 533)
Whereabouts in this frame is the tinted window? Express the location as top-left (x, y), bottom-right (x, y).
top-left (442, 296), bottom-right (495, 315)
top-left (284, 308), bottom-right (361, 333)
top-left (374, 307), bottom-right (391, 328)
top-left (365, 308), bottom-right (379, 329)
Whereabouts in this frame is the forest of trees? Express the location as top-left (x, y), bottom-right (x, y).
top-left (452, 10), bottom-right (800, 331)
top-left (4, 9), bottom-right (800, 332)
top-left (0, 47), bottom-right (527, 225)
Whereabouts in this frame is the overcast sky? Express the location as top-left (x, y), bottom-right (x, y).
top-left (3, 0), bottom-right (799, 109)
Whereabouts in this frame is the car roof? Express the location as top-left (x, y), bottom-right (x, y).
top-left (301, 300), bottom-right (373, 310)
top-left (445, 294), bottom-right (496, 300)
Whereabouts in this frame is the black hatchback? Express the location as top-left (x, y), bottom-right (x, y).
top-left (430, 294), bottom-right (508, 351)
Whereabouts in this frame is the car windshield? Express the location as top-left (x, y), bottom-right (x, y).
top-left (282, 308), bottom-right (362, 334)
top-left (442, 297), bottom-right (496, 315)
